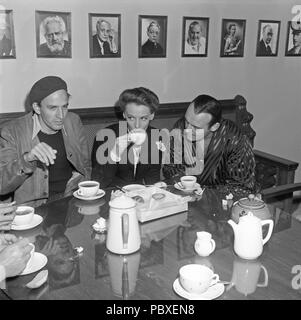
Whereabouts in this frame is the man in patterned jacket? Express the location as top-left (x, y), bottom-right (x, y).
top-left (163, 94), bottom-right (256, 191)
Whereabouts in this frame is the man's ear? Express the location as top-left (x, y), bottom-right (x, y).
top-left (149, 113), bottom-right (154, 121)
top-left (123, 112), bottom-right (126, 119)
top-left (32, 102), bottom-right (41, 115)
top-left (210, 122), bottom-right (220, 132)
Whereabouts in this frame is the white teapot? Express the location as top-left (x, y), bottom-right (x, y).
top-left (228, 212), bottom-right (274, 260)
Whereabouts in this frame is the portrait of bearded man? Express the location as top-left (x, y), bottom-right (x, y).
top-left (37, 14), bottom-right (71, 58)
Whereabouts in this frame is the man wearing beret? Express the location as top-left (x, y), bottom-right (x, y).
top-left (0, 76), bottom-right (91, 206)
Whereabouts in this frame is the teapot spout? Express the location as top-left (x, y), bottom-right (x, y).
top-left (227, 219), bottom-right (237, 232)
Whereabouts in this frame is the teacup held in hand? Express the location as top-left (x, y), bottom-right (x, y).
top-left (128, 130), bottom-right (147, 146)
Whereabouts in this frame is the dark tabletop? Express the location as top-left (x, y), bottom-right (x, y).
top-left (2, 185), bottom-right (301, 300)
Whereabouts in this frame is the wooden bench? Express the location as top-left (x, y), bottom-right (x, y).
top-left (0, 95), bottom-right (298, 210)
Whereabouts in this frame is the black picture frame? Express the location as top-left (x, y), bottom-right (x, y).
top-left (256, 20), bottom-right (280, 57)
top-left (138, 15), bottom-right (167, 58)
top-left (35, 10), bottom-right (72, 58)
top-left (285, 21), bottom-right (301, 56)
top-left (220, 18), bottom-right (246, 57)
top-left (181, 16), bottom-right (209, 57)
top-left (0, 9), bottom-right (16, 59)
top-left (89, 13), bottom-right (121, 58)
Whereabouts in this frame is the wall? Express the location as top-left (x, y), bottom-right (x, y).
top-left (0, 0), bottom-right (300, 181)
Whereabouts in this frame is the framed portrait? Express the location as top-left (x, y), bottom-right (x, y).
top-left (0, 10), bottom-right (16, 58)
top-left (181, 17), bottom-right (209, 57)
top-left (138, 15), bottom-right (167, 58)
top-left (220, 19), bottom-right (246, 57)
top-left (285, 21), bottom-right (301, 56)
top-left (89, 13), bottom-right (121, 58)
top-left (256, 20), bottom-right (280, 57)
top-left (35, 10), bottom-right (71, 58)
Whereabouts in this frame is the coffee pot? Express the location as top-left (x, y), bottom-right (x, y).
top-left (228, 212), bottom-right (274, 260)
top-left (231, 194), bottom-right (272, 223)
top-left (106, 195), bottom-right (141, 254)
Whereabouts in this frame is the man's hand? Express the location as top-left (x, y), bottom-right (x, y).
top-left (108, 30), bottom-right (117, 53)
top-left (0, 238), bottom-right (32, 278)
top-left (24, 142), bottom-right (57, 166)
top-left (0, 202), bottom-right (17, 231)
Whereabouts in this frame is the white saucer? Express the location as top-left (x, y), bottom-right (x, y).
top-left (20, 252), bottom-right (48, 276)
top-left (11, 214), bottom-right (43, 231)
top-left (73, 189), bottom-right (105, 201)
top-left (123, 184), bottom-right (146, 192)
top-left (173, 278), bottom-right (224, 300)
top-left (174, 182), bottom-right (201, 192)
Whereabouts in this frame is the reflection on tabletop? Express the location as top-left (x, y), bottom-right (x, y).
top-left (6, 198), bottom-right (83, 297)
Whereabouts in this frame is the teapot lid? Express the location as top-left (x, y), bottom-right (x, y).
top-left (238, 194), bottom-right (265, 209)
top-left (109, 195), bottom-right (136, 209)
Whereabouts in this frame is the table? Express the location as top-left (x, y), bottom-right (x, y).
top-left (2, 186), bottom-right (301, 300)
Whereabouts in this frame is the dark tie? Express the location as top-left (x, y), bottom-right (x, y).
top-left (103, 41), bottom-right (110, 54)
top-left (266, 45), bottom-right (272, 54)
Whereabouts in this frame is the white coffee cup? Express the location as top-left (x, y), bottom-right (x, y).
top-left (78, 181), bottom-right (100, 197)
top-left (129, 130), bottom-right (147, 146)
top-left (180, 175), bottom-right (197, 189)
top-left (179, 264), bottom-right (219, 294)
top-left (14, 206), bottom-right (34, 226)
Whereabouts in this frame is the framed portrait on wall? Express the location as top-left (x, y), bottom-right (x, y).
top-left (138, 15), bottom-right (167, 58)
top-left (0, 10), bottom-right (16, 58)
top-left (220, 19), bottom-right (246, 57)
top-left (89, 13), bottom-right (121, 58)
top-left (285, 21), bottom-right (301, 56)
top-left (181, 17), bottom-right (209, 57)
top-left (256, 20), bottom-right (280, 56)
top-left (35, 10), bottom-right (71, 58)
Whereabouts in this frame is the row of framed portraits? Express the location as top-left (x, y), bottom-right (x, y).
top-left (0, 9), bottom-right (300, 59)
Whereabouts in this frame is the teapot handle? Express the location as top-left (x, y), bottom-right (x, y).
top-left (122, 214), bottom-right (129, 249)
top-left (257, 265), bottom-right (269, 288)
top-left (261, 220), bottom-right (274, 245)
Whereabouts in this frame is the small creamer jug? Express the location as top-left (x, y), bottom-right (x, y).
top-left (194, 231), bottom-right (216, 257)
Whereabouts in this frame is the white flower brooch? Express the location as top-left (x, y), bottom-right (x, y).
top-left (155, 141), bottom-right (167, 152)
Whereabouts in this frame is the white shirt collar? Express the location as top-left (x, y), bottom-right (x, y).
top-left (32, 113), bottom-right (66, 140)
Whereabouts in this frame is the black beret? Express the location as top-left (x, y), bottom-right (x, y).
top-left (29, 76), bottom-right (68, 105)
